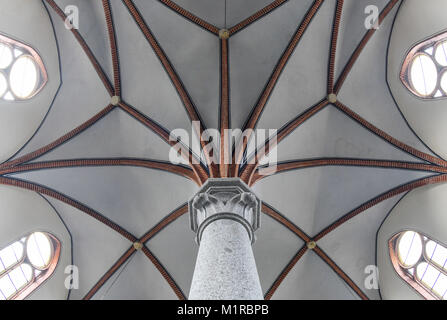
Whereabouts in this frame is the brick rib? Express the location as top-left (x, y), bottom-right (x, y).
top-left (0, 105), bottom-right (115, 170)
top-left (102, 0), bottom-right (121, 96)
top-left (219, 39), bottom-right (230, 177)
top-left (252, 158), bottom-right (447, 185)
top-left (140, 204), bottom-right (188, 243)
top-left (262, 203), bottom-right (310, 242)
top-left (313, 246), bottom-right (369, 300)
top-left (233, 0), bottom-right (324, 177)
top-left (229, 0), bottom-right (288, 35)
top-left (141, 246), bottom-right (186, 299)
top-left (314, 174), bottom-right (447, 241)
top-left (335, 101), bottom-right (447, 167)
top-left (83, 246), bottom-right (136, 300)
top-left (264, 246), bottom-right (307, 300)
top-left (121, 0), bottom-right (217, 177)
top-left (0, 176), bottom-right (137, 242)
top-left (0, 159), bottom-right (199, 185)
top-left (328, 0), bottom-right (343, 93)
top-left (333, 0), bottom-right (400, 94)
top-left (118, 101), bottom-right (208, 184)
top-left (262, 203), bottom-right (310, 300)
top-left (158, 0), bottom-right (220, 35)
top-left (45, 0), bottom-right (114, 96)
top-left (240, 99), bottom-right (329, 184)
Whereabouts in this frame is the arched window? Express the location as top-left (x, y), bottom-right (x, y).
top-left (401, 31), bottom-right (447, 99)
top-left (389, 230), bottom-right (447, 300)
top-left (0, 34), bottom-right (47, 101)
top-left (0, 232), bottom-right (60, 300)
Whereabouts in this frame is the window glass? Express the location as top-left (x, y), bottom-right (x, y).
top-left (0, 232), bottom-right (59, 300)
top-left (392, 231), bottom-right (447, 300)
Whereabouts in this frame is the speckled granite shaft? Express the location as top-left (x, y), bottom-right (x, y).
top-left (189, 219), bottom-right (263, 300)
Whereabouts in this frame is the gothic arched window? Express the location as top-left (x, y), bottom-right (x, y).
top-left (0, 232), bottom-right (60, 300)
top-left (389, 230), bottom-right (447, 300)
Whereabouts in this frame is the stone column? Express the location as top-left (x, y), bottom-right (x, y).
top-left (188, 178), bottom-right (263, 300)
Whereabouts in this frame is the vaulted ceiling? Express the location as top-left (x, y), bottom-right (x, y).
top-left (0, 0), bottom-right (447, 300)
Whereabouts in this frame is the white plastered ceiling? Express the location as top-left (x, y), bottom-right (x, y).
top-left (388, 0), bottom-right (447, 160)
top-left (0, 0), bottom-right (60, 163)
top-left (378, 183), bottom-right (447, 300)
top-left (0, 185), bottom-right (71, 300)
top-left (0, 0), bottom-right (446, 300)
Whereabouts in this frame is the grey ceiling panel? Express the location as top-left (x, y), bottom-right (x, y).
top-left (98, 250), bottom-right (178, 299)
top-left (44, 196), bottom-right (131, 300)
top-left (275, 105), bottom-right (424, 162)
top-left (338, 3), bottom-right (434, 157)
top-left (148, 213), bottom-right (197, 297)
top-left (256, 0), bottom-right (335, 131)
top-left (226, 0), bottom-right (277, 28)
top-left (229, 0), bottom-right (313, 131)
top-left (133, 0), bottom-right (220, 130)
top-left (15, 2), bottom-right (111, 159)
top-left (54, 0), bottom-right (114, 82)
top-left (170, 0), bottom-right (275, 29)
top-left (253, 166), bottom-right (430, 236)
top-left (253, 213), bottom-right (304, 295)
top-left (334, 0), bottom-right (389, 81)
top-left (89, 257), bottom-right (128, 300)
top-left (318, 194), bottom-right (405, 300)
top-left (1, 0), bottom-right (445, 301)
top-left (171, 0), bottom-right (226, 28)
top-left (0, 0), bottom-right (60, 164)
top-left (111, 0), bottom-right (192, 132)
top-left (271, 250), bottom-right (360, 299)
top-left (11, 166), bottom-right (198, 238)
top-left (32, 108), bottom-right (173, 162)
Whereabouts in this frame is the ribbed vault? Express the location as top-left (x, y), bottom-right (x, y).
top-left (1, 0), bottom-right (447, 300)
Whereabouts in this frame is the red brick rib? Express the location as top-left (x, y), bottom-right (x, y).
top-left (313, 246), bottom-right (369, 300)
top-left (251, 158), bottom-right (447, 185)
top-left (264, 245), bottom-right (308, 300)
top-left (240, 99), bottom-right (329, 184)
top-left (141, 246), bottom-right (186, 299)
top-left (229, 0), bottom-right (289, 36)
top-left (83, 246), bottom-right (136, 300)
top-left (0, 105), bottom-right (115, 170)
top-left (262, 203), bottom-right (311, 242)
top-left (220, 39), bottom-right (230, 178)
top-left (333, 0), bottom-right (400, 94)
top-left (118, 101), bottom-right (208, 184)
top-left (328, 0), bottom-right (343, 93)
top-left (314, 174), bottom-right (447, 241)
top-left (158, 0), bottom-right (220, 35)
top-left (0, 159), bottom-right (199, 185)
top-left (45, 0), bottom-right (114, 96)
top-left (102, 0), bottom-right (121, 96)
top-left (0, 176), bottom-right (138, 242)
top-left (233, 0), bottom-right (324, 177)
top-left (121, 0), bottom-right (217, 177)
top-left (140, 204), bottom-right (188, 243)
top-left (335, 101), bottom-right (447, 167)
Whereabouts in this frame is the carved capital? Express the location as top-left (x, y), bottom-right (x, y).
top-left (189, 178), bottom-right (261, 244)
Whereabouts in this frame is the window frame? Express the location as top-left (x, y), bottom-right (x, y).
top-left (389, 231), bottom-right (447, 300)
top-left (0, 33), bottom-right (48, 101)
top-left (400, 30), bottom-right (447, 99)
top-left (0, 232), bottom-right (61, 300)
